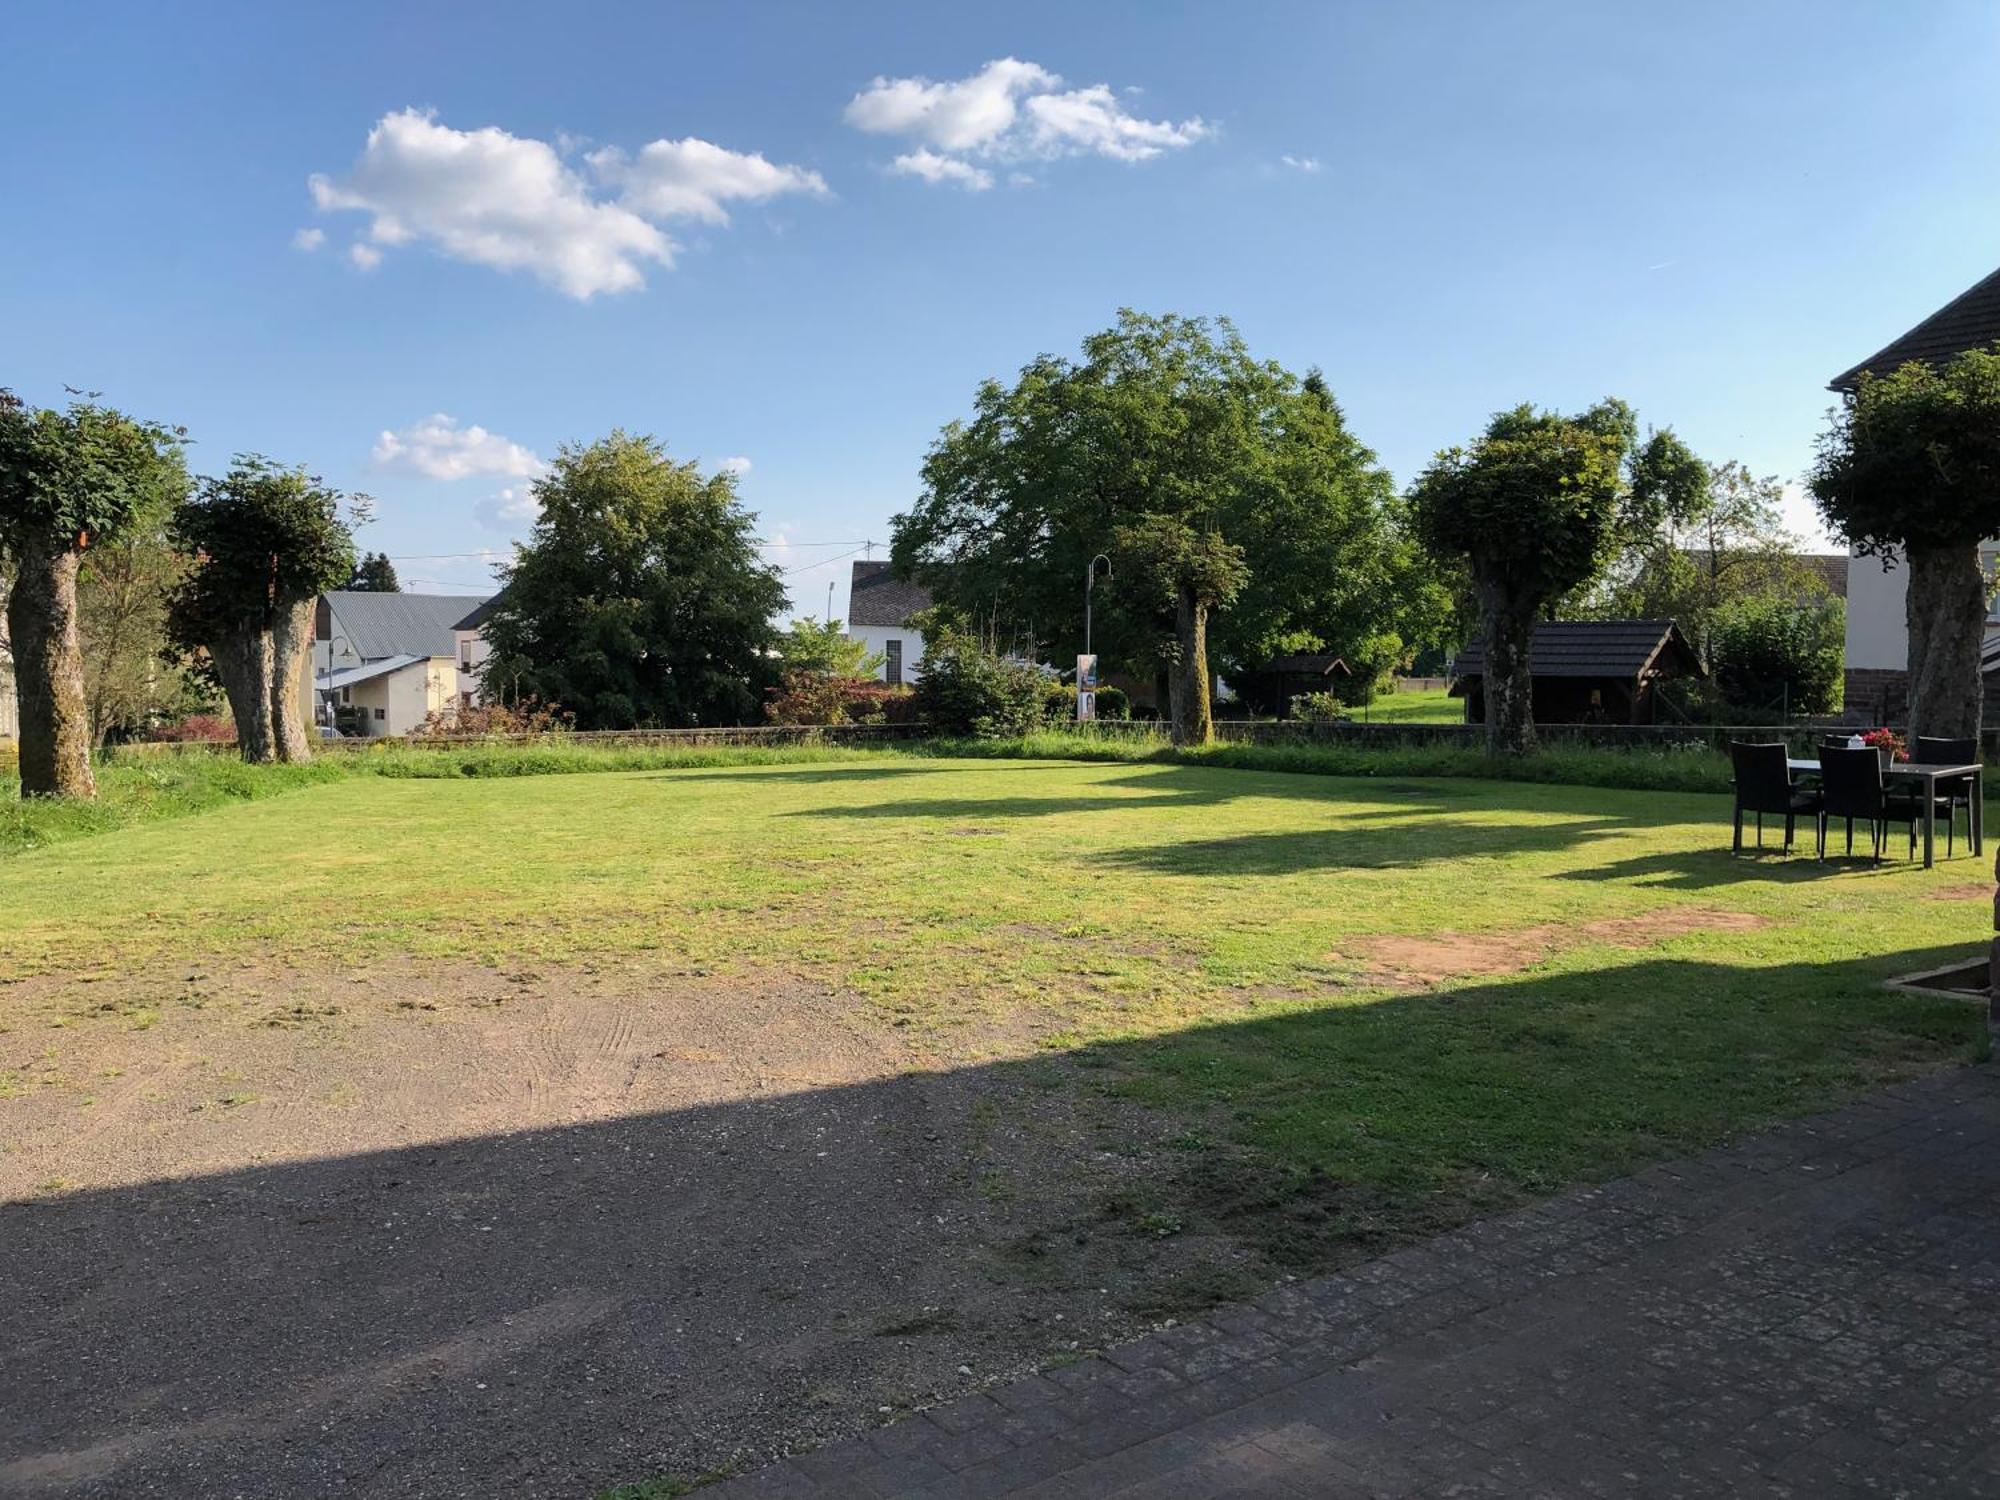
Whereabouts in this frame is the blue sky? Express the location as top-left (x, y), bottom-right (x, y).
top-left (5, 1), bottom-right (1998, 616)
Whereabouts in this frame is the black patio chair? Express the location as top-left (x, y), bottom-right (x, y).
top-left (1729, 742), bottom-right (1820, 856)
top-left (1915, 736), bottom-right (1978, 857)
top-left (1817, 744), bottom-right (1923, 863)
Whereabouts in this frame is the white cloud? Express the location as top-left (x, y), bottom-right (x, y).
top-left (292, 227), bottom-right (326, 251)
top-left (311, 110), bottom-right (669, 299)
top-left (718, 455), bottom-right (753, 476)
top-left (845, 58), bottom-right (1058, 153)
top-left (846, 58), bottom-right (1207, 186)
top-left (474, 486), bottom-right (540, 532)
top-left (307, 109), bottom-right (824, 299)
top-left (889, 148), bottom-right (994, 191)
top-left (1280, 154), bottom-right (1321, 173)
top-left (374, 414), bottom-right (545, 482)
top-left (348, 242), bottom-right (382, 270)
top-left (588, 138), bottom-right (827, 225)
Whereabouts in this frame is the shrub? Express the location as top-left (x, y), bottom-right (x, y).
top-left (146, 713), bottom-right (236, 743)
top-left (765, 671), bottom-right (914, 726)
top-left (412, 696), bottom-right (573, 739)
top-left (911, 628), bottom-right (1046, 737)
top-left (1095, 685), bottom-right (1130, 720)
top-left (1041, 679), bottom-right (1076, 726)
top-left (1710, 594), bottom-right (1844, 716)
top-left (1288, 691), bottom-right (1352, 724)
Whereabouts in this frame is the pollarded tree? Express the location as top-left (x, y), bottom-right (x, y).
top-left (167, 457), bottom-right (359, 763)
top-left (1810, 348), bottom-right (2000, 741)
top-left (1409, 401), bottom-right (1704, 754)
top-left (1113, 516), bottom-right (1248, 745)
top-left (0, 390), bottom-right (187, 797)
top-left (479, 433), bottom-right (787, 728)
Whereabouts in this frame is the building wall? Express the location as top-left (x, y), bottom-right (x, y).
top-left (453, 628), bottom-right (492, 707)
top-left (1842, 543), bottom-right (2000, 722)
top-left (341, 659), bottom-right (454, 736)
top-left (848, 624), bottom-right (926, 685)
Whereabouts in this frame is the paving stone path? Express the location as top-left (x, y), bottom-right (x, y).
top-left (712, 1066), bottom-right (2000, 1498)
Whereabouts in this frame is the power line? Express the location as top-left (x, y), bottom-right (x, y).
top-left (383, 538), bottom-right (873, 564)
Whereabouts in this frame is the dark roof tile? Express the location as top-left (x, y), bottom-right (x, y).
top-left (847, 561), bottom-right (932, 627)
top-left (1831, 264), bottom-right (2000, 391)
top-left (1451, 620), bottom-right (1699, 682)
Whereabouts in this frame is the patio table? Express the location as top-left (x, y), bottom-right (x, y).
top-left (1787, 758), bottom-right (1983, 869)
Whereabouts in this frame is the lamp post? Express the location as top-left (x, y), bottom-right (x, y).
top-left (1084, 554), bottom-right (1111, 658)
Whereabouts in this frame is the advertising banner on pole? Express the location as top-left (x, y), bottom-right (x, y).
top-left (1076, 654), bottom-right (1100, 691)
top-left (1077, 690), bottom-right (1096, 722)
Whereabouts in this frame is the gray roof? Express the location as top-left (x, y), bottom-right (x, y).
top-left (847, 562), bottom-right (931, 627)
top-left (321, 591), bottom-right (491, 660)
top-left (453, 595), bottom-right (502, 631)
top-left (1255, 654), bottom-right (1351, 676)
top-left (316, 654), bottom-right (427, 690)
top-left (1450, 620), bottom-right (1700, 687)
top-left (1831, 264), bottom-right (2000, 392)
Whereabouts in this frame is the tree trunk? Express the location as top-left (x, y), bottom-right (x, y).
top-left (1903, 541), bottom-right (1985, 742)
top-left (7, 535), bottom-right (95, 798)
top-left (269, 597), bottom-right (315, 763)
top-left (211, 626), bottom-right (277, 763)
top-left (1169, 583), bottom-right (1214, 747)
top-left (1476, 572), bottom-right (1537, 756)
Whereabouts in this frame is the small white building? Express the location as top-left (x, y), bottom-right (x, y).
top-left (845, 561), bottom-right (931, 685)
top-left (1831, 264), bottom-right (2000, 722)
top-left (314, 590), bottom-right (495, 736)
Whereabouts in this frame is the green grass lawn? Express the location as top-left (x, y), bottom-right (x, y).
top-left (1, 752), bottom-right (1985, 1259)
top-left (1351, 684), bottom-right (1462, 722)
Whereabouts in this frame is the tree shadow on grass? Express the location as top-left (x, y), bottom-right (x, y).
top-left (1, 940), bottom-right (1981, 1498)
top-left (1086, 815), bottom-right (1637, 875)
top-left (1558, 839), bottom-right (1988, 891)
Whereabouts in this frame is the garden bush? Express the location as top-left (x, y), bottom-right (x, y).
top-left (910, 628), bottom-right (1046, 737)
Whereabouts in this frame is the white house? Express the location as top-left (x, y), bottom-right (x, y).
top-left (314, 591), bottom-right (495, 736)
top-left (1832, 263), bottom-right (2000, 722)
top-left (845, 561), bottom-right (931, 685)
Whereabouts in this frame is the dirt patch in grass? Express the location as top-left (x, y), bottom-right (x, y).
top-left (1343, 909), bottom-right (1772, 988)
top-left (0, 958), bottom-right (1264, 1498)
top-left (1927, 883), bottom-right (1992, 902)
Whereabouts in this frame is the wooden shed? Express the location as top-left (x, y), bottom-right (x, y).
top-left (1235, 654), bottom-right (1351, 717)
top-left (1449, 620), bottom-right (1700, 726)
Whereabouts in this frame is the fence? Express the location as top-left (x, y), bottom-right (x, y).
top-left (1068, 718), bottom-right (1931, 755)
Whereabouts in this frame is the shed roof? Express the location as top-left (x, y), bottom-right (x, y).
top-left (1256, 654), bottom-right (1351, 676)
top-left (322, 592), bottom-right (491, 660)
top-left (1831, 264), bottom-right (2000, 392)
top-left (1450, 620), bottom-right (1699, 690)
top-left (847, 561), bottom-right (932, 627)
top-left (315, 654), bottom-right (427, 691)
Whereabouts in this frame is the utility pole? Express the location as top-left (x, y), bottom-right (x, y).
top-left (1085, 554), bottom-right (1111, 657)
top-left (826, 579), bottom-right (835, 624)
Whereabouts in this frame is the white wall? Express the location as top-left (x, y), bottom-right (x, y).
top-left (454, 628), bottom-right (492, 705)
top-left (1846, 543), bottom-right (2000, 670)
top-left (1844, 548), bottom-right (1907, 670)
top-left (848, 624), bottom-right (926, 685)
top-left (342, 659), bottom-right (454, 736)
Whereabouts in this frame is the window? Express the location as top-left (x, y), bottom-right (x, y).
top-left (374, 707), bottom-right (386, 722)
top-left (885, 639), bottom-right (903, 686)
top-left (340, 687), bottom-right (351, 705)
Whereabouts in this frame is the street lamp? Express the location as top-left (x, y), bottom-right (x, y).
top-left (1084, 554), bottom-right (1111, 658)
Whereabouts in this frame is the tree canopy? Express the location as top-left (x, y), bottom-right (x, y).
top-left (892, 310), bottom-right (1434, 740)
top-left (1810, 348), bottom-right (2000, 739)
top-left (479, 433), bottom-right (786, 728)
top-left (167, 456), bottom-right (359, 763)
top-left (345, 551), bottom-right (401, 591)
top-left (775, 617), bottom-right (883, 680)
top-left (1409, 400), bottom-right (1704, 752)
top-left (0, 389), bottom-right (188, 796)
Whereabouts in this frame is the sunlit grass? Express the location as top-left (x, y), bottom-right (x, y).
top-left (1, 753), bottom-right (1984, 1254)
